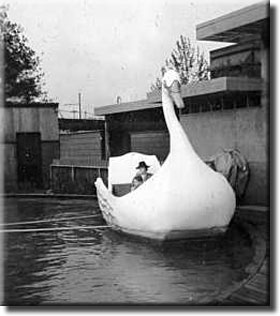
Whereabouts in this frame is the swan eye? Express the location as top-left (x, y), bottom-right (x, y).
top-left (170, 80), bottom-right (181, 93)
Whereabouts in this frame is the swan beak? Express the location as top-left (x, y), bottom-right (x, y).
top-left (170, 80), bottom-right (185, 109)
top-left (171, 91), bottom-right (185, 109)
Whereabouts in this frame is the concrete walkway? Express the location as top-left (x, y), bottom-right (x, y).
top-left (218, 206), bottom-right (270, 306)
top-left (221, 258), bottom-right (269, 305)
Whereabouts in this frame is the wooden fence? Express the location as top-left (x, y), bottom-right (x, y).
top-left (50, 164), bottom-right (108, 195)
top-left (59, 131), bottom-right (105, 166)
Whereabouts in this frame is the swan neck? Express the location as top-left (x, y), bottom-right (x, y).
top-left (162, 91), bottom-right (179, 134)
top-left (162, 89), bottom-right (195, 155)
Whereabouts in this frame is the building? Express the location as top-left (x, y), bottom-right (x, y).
top-left (3, 102), bottom-right (60, 192)
top-left (94, 2), bottom-right (269, 205)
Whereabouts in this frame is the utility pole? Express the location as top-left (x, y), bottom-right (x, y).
top-left (78, 92), bottom-right (82, 119)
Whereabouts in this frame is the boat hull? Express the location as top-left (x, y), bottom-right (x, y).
top-left (96, 181), bottom-right (231, 241)
top-left (104, 221), bottom-right (228, 241)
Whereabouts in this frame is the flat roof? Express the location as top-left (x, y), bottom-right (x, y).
top-left (94, 77), bottom-right (262, 115)
top-left (196, 1), bottom-right (269, 43)
top-left (94, 99), bottom-right (161, 116)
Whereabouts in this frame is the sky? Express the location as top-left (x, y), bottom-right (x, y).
top-left (6, 0), bottom-right (265, 118)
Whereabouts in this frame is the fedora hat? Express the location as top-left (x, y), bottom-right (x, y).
top-left (136, 161), bottom-right (150, 169)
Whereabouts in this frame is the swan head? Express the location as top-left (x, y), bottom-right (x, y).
top-left (162, 68), bottom-right (185, 109)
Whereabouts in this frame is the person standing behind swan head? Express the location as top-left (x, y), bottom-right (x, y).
top-left (135, 161), bottom-right (152, 182)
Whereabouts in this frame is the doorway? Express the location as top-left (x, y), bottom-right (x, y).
top-left (17, 132), bottom-right (42, 190)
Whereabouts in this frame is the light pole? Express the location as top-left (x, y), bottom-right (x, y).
top-left (78, 92), bottom-right (82, 119)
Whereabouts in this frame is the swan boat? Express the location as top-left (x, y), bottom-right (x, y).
top-left (95, 69), bottom-right (236, 240)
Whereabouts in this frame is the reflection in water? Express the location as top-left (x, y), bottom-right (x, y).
top-left (4, 198), bottom-right (254, 305)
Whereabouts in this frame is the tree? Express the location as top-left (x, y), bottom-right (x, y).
top-left (0, 6), bottom-right (47, 103)
top-left (150, 35), bottom-right (210, 92)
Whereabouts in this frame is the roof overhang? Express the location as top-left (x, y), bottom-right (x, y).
top-left (147, 77), bottom-right (262, 103)
top-left (94, 77), bottom-right (262, 116)
top-left (94, 99), bottom-right (159, 116)
top-left (196, 1), bottom-right (269, 43)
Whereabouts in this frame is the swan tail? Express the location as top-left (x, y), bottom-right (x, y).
top-left (95, 178), bottom-right (116, 225)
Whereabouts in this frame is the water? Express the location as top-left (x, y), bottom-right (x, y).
top-left (3, 198), bottom-right (256, 305)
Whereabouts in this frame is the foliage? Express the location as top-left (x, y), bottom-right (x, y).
top-left (0, 6), bottom-right (47, 103)
top-left (150, 35), bottom-right (210, 92)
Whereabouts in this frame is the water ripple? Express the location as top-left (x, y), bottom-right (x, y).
top-left (4, 197), bottom-right (257, 305)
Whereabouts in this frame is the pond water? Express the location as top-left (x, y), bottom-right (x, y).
top-left (3, 198), bottom-right (256, 305)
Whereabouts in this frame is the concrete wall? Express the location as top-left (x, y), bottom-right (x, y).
top-left (180, 106), bottom-right (268, 205)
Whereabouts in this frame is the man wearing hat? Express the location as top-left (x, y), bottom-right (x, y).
top-left (135, 161), bottom-right (153, 182)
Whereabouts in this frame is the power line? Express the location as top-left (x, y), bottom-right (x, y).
top-left (57, 109), bottom-right (101, 120)
top-left (60, 103), bottom-right (78, 107)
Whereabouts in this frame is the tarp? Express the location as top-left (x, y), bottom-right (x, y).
top-left (208, 149), bottom-right (250, 201)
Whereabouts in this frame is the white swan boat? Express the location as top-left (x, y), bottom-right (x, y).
top-left (95, 69), bottom-right (236, 240)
